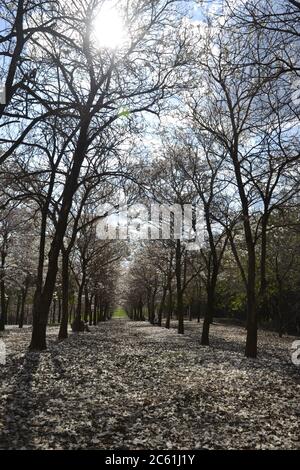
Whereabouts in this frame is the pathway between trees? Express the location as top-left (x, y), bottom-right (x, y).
top-left (0, 319), bottom-right (299, 449)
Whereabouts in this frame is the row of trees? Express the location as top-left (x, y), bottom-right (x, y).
top-left (0, 200), bottom-right (123, 332)
top-left (0, 0), bottom-right (189, 348)
top-left (124, 209), bottom-right (300, 341)
top-left (123, 0), bottom-right (300, 356)
top-left (0, 0), bottom-right (299, 357)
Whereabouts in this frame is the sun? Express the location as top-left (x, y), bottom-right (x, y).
top-left (93, 3), bottom-right (127, 49)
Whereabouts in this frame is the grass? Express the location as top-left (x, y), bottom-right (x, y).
top-left (112, 307), bottom-right (128, 319)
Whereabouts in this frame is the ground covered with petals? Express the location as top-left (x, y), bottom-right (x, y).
top-left (0, 319), bottom-right (299, 450)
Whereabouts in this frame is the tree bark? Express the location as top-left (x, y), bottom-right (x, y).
top-left (19, 282), bottom-right (29, 329)
top-left (58, 249), bottom-right (69, 340)
top-left (89, 294), bottom-right (94, 326)
top-left (176, 240), bottom-right (184, 334)
top-left (93, 295), bottom-right (98, 326)
top-left (157, 286), bottom-right (167, 327)
top-left (16, 293), bottom-right (21, 325)
top-left (84, 287), bottom-right (89, 323)
top-left (0, 240), bottom-right (7, 331)
top-left (201, 247), bottom-right (218, 344)
top-left (73, 268), bottom-right (86, 331)
top-left (245, 244), bottom-right (257, 357)
top-left (165, 284), bottom-right (172, 329)
top-left (258, 211), bottom-right (271, 323)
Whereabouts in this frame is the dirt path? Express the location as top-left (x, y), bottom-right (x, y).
top-left (0, 320), bottom-right (299, 449)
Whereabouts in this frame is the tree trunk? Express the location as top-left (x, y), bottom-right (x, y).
top-left (104, 304), bottom-right (109, 321)
top-left (93, 295), bottom-right (98, 326)
top-left (99, 301), bottom-right (104, 322)
top-left (278, 307), bottom-right (283, 338)
top-left (258, 213), bottom-right (270, 320)
top-left (58, 296), bottom-right (62, 324)
top-left (245, 245), bottom-right (257, 358)
top-left (16, 293), bottom-right (21, 325)
top-left (165, 284), bottom-right (172, 329)
top-left (201, 270), bottom-right (217, 345)
top-left (147, 294), bottom-right (153, 324)
top-left (19, 284), bottom-right (28, 329)
top-left (84, 287), bottom-right (89, 323)
top-left (0, 243), bottom-right (7, 331)
top-left (158, 286), bottom-right (167, 327)
top-left (276, 275), bottom-right (284, 338)
top-left (89, 294), bottom-right (94, 326)
top-left (175, 240), bottom-right (184, 334)
top-left (188, 304), bottom-right (192, 321)
top-left (0, 280), bottom-right (6, 331)
top-left (201, 290), bottom-right (213, 345)
top-left (52, 299), bottom-right (56, 324)
top-left (73, 271), bottom-right (86, 331)
top-left (150, 291), bottom-right (156, 324)
top-left (58, 249), bottom-right (69, 340)
top-left (138, 299), bottom-right (143, 321)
